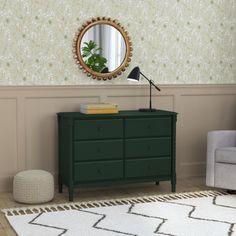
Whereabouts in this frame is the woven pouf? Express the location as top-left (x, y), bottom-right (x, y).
top-left (13, 170), bottom-right (54, 204)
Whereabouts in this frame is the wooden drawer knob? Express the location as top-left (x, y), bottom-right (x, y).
top-left (97, 127), bottom-right (102, 131)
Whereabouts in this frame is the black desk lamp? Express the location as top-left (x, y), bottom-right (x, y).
top-left (127, 66), bottom-right (161, 112)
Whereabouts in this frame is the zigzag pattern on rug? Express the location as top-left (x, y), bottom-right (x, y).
top-left (75, 194), bottom-right (235, 236)
top-left (3, 190), bottom-right (235, 236)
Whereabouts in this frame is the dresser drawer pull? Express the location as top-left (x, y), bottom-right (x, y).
top-left (97, 169), bottom-right (102, 174)
top-left (97, 147), bottom-right (101, 153)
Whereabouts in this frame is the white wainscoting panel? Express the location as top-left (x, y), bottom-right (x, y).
top-left (178, 93), bottom-right (236, 176)
top-left (25, 96), bottom-right (100, 173)
top-left (0, 98), bottom-right (18, 191)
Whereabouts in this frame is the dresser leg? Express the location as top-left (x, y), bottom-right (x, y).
top-left (69, 186), bottom-right (74, 202)
top-left (171, 174), bottom-right (176, 192)
top-left (155, 181), bottom-right (160, 185)
top-left (171, 183), bottom-right (176, 192)
top-left (58, 175), bottom-right (63, 193)
top-left (59, 183), bottom-right (63, 193)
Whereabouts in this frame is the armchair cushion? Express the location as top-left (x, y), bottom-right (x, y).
top-left (215, 147), bottom-right (236, 164)
top-left (206, 130), bottom-right (236, 187)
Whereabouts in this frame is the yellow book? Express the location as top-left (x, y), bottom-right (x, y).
top-left (80, 108), bottom-right (119, 114)
top-left (80, 103), bottom-right (118, 110)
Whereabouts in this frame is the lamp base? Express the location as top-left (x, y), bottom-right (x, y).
top-left (139, 108), bottom-right (157, 112)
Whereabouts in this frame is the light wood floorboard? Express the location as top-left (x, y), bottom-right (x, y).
top-left (0, 177), bottom-right (211, 236)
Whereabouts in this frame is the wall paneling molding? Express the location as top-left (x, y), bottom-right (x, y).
top-left (0, 84), bottom-right (235, 191)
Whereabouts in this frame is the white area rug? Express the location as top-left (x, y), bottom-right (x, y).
top-left (2, 190), bottom-right (236, 236)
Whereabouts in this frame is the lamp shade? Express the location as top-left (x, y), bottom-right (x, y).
top-left (127, 66), bottom-right (140, 82)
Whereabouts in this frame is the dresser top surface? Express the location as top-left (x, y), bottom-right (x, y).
top-left (57, 110), bottom-right (177, 119)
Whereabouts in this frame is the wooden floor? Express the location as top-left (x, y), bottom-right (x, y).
top-left (0, 176), bottom-right (210, 236)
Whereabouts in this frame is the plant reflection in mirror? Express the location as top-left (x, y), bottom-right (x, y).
top-left (81, 40), bottom-right (108, 73)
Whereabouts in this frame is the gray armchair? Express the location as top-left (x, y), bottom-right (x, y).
top-left (206, 130), bottom-right (236, 190)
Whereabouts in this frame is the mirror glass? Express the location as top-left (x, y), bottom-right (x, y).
top-left (74, 17), bottom-right (132, 80)
top-left (81, 24), bottom-right (126, 73)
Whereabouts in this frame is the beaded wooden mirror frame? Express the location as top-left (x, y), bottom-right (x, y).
top-left (73, 17), bottom-right (132, 80)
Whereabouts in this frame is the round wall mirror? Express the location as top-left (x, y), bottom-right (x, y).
top-left (73, 17), bottom-right (132, 80)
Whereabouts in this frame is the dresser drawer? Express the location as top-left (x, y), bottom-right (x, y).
top-left (125, 157), bottom-right (171, 178)
top-left (74, 119), bottom-right (123, 140)
top-left (125, 137), bottom-right (171, 158)
top-left (74, 160), bottom-right (123, 182)
top-left (74, 140), bottom-right (123, 161)
top-left (125, 117), bottom-right (171, 138)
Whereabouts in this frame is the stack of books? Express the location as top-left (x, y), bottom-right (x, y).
top-left (80, 103), bottom-right (119, 114)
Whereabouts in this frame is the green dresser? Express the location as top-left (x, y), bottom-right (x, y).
top-left (57, 110), bottom-right (177, 201)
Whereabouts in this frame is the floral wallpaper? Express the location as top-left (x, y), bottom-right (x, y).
top-left (0, 0), bottom-right (235, 85)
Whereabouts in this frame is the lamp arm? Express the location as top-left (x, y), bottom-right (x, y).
top-left (150, 80), bottom-right (161, 91)
top-left (139, 71), bottom-right (161, 91)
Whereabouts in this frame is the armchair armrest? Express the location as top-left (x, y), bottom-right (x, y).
top-left (206, 130), bottom-right (236, 186)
